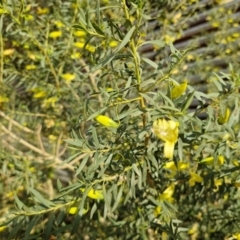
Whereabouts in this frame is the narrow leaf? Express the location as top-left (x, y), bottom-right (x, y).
top-left (142, 57), bottom-right (158, 69)
top-left (116, 25), bottom-right (136, 52)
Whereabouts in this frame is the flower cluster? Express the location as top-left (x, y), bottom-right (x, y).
top-left (152, 119), bottom-right (179, 159)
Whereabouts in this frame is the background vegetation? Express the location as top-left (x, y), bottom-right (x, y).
top-left (1, 0), bottom-right (240, 239)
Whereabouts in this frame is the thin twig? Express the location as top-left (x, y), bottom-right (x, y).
top-left (0, 32), bottom-right (3, 83)
top-left (79, 59), bottom-right (103, 107)
top-left (0, 123), bottom-right (74, 171)
top-left (0, 111), bottom-right (35, 134)
top-left (36, 124), bottom-right (47, 153)
top-left (55, 131), bottom-right (63, 158)
top-left (1, 123), bottom-right (49, 156)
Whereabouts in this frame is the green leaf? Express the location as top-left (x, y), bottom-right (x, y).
top-left (24, 216), bottom-right (40, 240)
top-left (142, 57), bottom-right (159, 69)
top-left (182, 90), bottom-right (195, 112)
top-left (112, 186), bottom-right (123, 212)
top-left (8, 217), bottom-right (24, 240)
top-left (75, 154), bottom-right (90, 176)
top-left (90, 202), bottom-right (98, 219)
top-left (177, 138), bottom-right (183, 160)
top-left (30, 188), bottom-right (55, 208)
top-left (92, 21), bottom-right (105, 37)
top-left (44, 213), bottom-right (55, 240)
top-left (138, 39), bottom-right (165, 48)
top-left (116, 25), bottom-right (136, 52)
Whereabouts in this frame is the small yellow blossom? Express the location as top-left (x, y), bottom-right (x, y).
top-left (48, 135), bottom-right (57, 142)
top-left (27, 52), bottom-right (36, 60)
top-left (164, 161), bottom-right (189, 177)
top-left (214, 178), bottom-right (223, 192)
top-left (171, 81), bottom-right (188, 99)
top-left (49, 31), bottom-right (62, 38)
top-left (232, 32), bottom-right (240, 38)
top-left (218, 108), bottom-right (231, 124)
top-left (232, 233), bottom-right (240, 240)
top-left (106, 88), bottom-right (114, 92)
top-left (3, 48), bottom-right (15, 56)
top-left (44, 119), bottom-right (55, 128)
top-left (152, 119), bottom-right (179, 159)
top-left (154, 183), bottom-right (175, 216)
top-left (74, 42), bottom-right (95, 52)
top-left (95, 115), bottom-right (119, 128)
top-left (211, 21), bottom-right (220, 28)
top-left (109, 40), bottom-right (119, 48)
top-left (74, 42), bottom-right (85, 48)
top-left (68, 206), bottom-right (88, 215)
top-left (0, 226), bottom-right (7, 232)
top-left (199, 155), bottom-right (225, 165)
top-left (232, 159), bottom-right (239, 166)
top-left (0, 8), bottom-right (8, 14)
top-left (23, 43), bottom-right (30, 49)
top-left (70, 52), bottom-right (82, 59)
top-left (189, 172), bottom-right (203, 186)
top-left (31, 88), bottom-right (47, 99)
top-left (25, 64), bottom-right (37, 70)
top-left (37, 7), bottom-right (49, 15)
top-left (73, 30), bottom-right (87, 37)
top-left (23, 14), bottom-right (34, 20)
top-left (86, 45), bottom-right (95, 52)
top-left (61, 73), bottom-right (75, 82)
top-left (160, 184), bottom-right (175, 201)
top-left (42, 96), bottom-right (58, 108)
top-left (54, 20), bottom-right (65, 28)
top-left (80, 188), bottom-right (104, 200)
top-left (0, 96), bottom-right (9, 103)
top-left (188, 223), bottom-right (199, 235)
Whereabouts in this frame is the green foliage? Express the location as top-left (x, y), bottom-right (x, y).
top-left (1, 0), bottom-right (240, 239)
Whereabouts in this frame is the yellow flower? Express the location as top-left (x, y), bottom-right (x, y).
top-left (0, 96), bottom-right (9, 103)
top-left (54, 20), bottom-right (65, 28)
top-left (25, 64), bottom-right (37, 70)
top-left (214, 178), bottom-right (223, 192)
top-left (3, 48), bottom-right (15, 56)
top-left (188, 223), bottom-right (199, 235)
top-left (218, 108), bottom-right (231, 124)
top-left (171, 81), bottom-right (188, 99)
top-left (49, 31), bottom-right (62, 38)
top-left (160, 183), bottom-right (175, 201)
top-left (73, 30), bottom-right (87, 37)
top-left (23, 14), bottom-right (34, 20)
top-left (68, 202), bottom-right (89, 215)
top-left (232, 233), bottom-right (240, 240)
top-left (31, 88), bottom-right (47, 99)
top-left (48, 135), bottom-right (57, 142)
top-left (70, 52), bottom-right (82, 59)
top-left (95, 115), bottom-right (119, 128)
top-left (61, 73), bottom-right (75, 83)
top-left (163, 161), bottom-right (189, 177)
top-left (44, 119), bottom-right (55, 128)
top-left (152, 119), bottom-right (179, 159)
top-left (0, 226), bottom-right (7, 233)
top-left (109, 40), bottom-right (118, 48)
top-left (154, 183), bottom-right (175, 217)
top-left (0, 8), bottom-right (8, 14)
top-left (37, 7), bottom-right (49, 15)
top-left (80, 188), bottom-right (104, 200)
top-left (86, 45), bottom-right (95, 53)
top-left (199, 155), bottom-right (225, 165)
top-left (189, 172), bottom-right (203, 187)
top-left (42, 96), bottom-right (58, 108)
top-left (74, 42), bottom-right (95, 52)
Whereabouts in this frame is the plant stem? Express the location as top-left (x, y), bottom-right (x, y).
top-left (122, 0), bottom-right (147, 129)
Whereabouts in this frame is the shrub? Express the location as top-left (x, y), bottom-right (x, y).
top-left (1, 0), bottom-right (240, 239)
